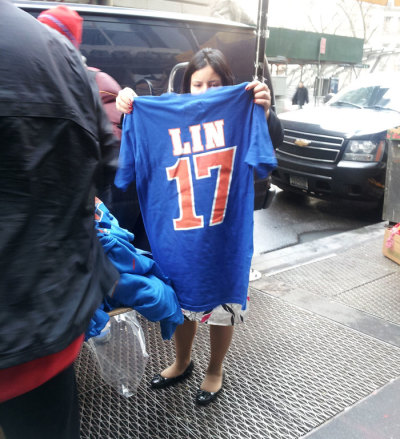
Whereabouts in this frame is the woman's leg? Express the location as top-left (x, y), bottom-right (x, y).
top-left (200, 325), bottom-right (234, 392)
top-left (161, 319), bottom-right (197, 378)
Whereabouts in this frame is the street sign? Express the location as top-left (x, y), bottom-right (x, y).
top-left (320, 37), bottom-right (326, 54)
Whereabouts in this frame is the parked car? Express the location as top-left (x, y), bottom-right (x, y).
top-left (16, 0), bottom-right (276, 210)
top-left (272, 73), bottom-right (400, 207)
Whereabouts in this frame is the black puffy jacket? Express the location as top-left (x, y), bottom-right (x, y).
top-left (0, 0), bottom-right (119, 369)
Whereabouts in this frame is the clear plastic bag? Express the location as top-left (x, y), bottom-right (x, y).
top-left (86, 310), bottom-right (149, 398)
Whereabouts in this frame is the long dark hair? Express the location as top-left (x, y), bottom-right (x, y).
top-left (181, 48), bottom-right (235, 93)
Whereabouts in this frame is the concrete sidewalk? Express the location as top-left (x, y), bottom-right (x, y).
top-left (76, 221), bottom-right (400, 438)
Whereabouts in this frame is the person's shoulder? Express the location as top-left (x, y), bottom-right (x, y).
top-left (2, 4), bottom-right (88, 90)
top-left (87, 67), bottom-right (122, 96)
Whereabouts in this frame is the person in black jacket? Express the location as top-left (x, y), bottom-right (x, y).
top-left (292, 81), bottom-right (309, 109)
top-left (37, 4), bottom-right (151, 251)
top-left (0, 2), bottom-right (119, 438)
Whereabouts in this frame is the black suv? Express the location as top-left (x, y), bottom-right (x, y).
top-left (272, 73), bottom-right (400, 207)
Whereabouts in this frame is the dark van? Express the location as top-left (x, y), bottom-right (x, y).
top-left (16, 0), bottom-right (275, 210)
top-left (16, 1), bottom-right (265, 94)
top-left (272, 73), bottom-right (400, 207)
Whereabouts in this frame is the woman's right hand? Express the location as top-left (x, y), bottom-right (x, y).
top-left (116, 87), bottom-right (137, 114)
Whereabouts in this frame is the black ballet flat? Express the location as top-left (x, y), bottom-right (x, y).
top-left (195, 373), bottom-right (224, 406)
top-left (150, 361), bottom-right (194, 389)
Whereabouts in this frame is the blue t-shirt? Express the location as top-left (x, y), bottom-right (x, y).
top-left (115, 83), bottom-right (277, 312)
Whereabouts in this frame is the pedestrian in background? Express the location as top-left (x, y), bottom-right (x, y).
top-left (0, 2), bottom-right (119, 438)
top-left (292, 81), bottom-right (309, 109)
top-left (115, 48), bottom-right (279, 406)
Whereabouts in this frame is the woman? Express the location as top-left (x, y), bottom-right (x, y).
top-left (116, 48), bottom-right (280, 406)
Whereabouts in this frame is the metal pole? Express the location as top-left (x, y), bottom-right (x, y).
top-left (254, 0), bottom-right (269, 82)
top-left (254, 0), bottom-right (275, 211)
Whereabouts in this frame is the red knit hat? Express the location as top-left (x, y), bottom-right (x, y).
top-left (38, 6), bottom-right (83, 48)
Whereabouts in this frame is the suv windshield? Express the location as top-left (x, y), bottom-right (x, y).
top-left (329, 80), bottom-right (400, 113)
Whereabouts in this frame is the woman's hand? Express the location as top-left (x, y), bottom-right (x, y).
top-left (245, 80), bottom-right (271, 119)
top-left (116, 87), bottom-right (137, 114)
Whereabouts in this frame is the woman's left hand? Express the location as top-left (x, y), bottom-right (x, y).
top-left (245, 80), bottom-right (271, 118)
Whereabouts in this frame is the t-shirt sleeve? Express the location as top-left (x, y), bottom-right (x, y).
top-left (114, 113), bottom-right (136, 190)
top-left (245, 104), bottom-right (278, 179)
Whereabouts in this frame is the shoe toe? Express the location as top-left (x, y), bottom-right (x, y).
top-left (150, 374), bottom-right (167, 389)
top-left (150, 361), bottom-right (194, 389)
top-left (196, 372), bottom-right (224, 405)
top-left (195, 388), bottom-right (221, 406)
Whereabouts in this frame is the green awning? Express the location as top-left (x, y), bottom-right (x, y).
top-left (266, 28), bottom-right (364, 65)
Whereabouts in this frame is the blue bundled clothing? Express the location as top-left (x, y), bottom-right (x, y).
top-left (86, 198), bottom-right (184, 340)
top-left (86, 305), bottom-right (110, 341)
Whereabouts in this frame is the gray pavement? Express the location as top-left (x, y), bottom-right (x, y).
top-left (76, 221), bottom-right (400, 438)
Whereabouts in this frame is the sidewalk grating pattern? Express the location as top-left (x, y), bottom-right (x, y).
top-left (263, 240), bottom-right (397, 298)
top-left (337, 271), bottom-right (400, 325)
top-left (75, 287), bottom-right (400, 439)
top-left (261, 238), bottom-right (400, 325)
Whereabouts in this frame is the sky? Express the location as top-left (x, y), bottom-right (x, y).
top-left (242, 0), bottom-right (338, 30)
top-left (239, 0), bottom-right (373, 38)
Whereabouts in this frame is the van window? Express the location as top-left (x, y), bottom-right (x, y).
top-left (83, 20), bottom-right (193, 50)
top-left (23, 5), bottom-right (257, 96)
top-left (81, 17), bottom-right (197, 93)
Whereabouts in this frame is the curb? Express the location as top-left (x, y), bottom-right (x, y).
top-left (251, 221), bottom-right (387, 277)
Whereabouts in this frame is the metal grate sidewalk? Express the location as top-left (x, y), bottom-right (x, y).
top-left (75, 261), bottom-right (400, 439)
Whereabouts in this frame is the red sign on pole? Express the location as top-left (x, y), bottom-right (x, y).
top-left (320, 37), bottom-right (326, 55)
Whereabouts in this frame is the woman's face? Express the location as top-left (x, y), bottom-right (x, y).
top-left (190, 64), bottom-right (222, 95)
